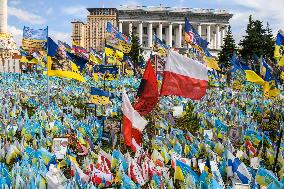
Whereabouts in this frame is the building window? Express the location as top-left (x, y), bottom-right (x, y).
top-left (162, 28), bottom-right (165, 35)
top-left (143, 27), bottom-right (147, 34)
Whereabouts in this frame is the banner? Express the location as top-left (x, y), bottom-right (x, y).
top-left (22, 26), bottom-right (48, 51)
top-left (106, 22), bottom-right (132, 53)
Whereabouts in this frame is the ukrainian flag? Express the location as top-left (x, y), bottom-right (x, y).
top-left (175, 160), bottom-right (199, 183)
top-left (275, 32), bottom-right (284, 67)
top-left (20, 52), bottom-right (38, 64)
top-left (90, 87), bottom-right (110, 105)
top-left (47, 37), bottom-right (85, 82)
top-left (256, 168), bottom-right (283, 188)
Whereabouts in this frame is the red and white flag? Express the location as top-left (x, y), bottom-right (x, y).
top-left (122, 89), bottom-right (148, 152)
top-left (160, 50), bottom-right (208, 100)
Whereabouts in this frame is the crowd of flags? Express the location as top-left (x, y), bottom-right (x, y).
top-left (16, 19), bottom-right (284, 187)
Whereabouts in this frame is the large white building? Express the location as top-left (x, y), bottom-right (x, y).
top-left (72, 5), bottom-right (233, 54)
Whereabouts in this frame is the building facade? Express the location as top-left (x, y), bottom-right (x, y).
top-left (71, 5), bottom-right (233, 52)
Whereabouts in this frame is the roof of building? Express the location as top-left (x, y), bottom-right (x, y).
top-left (118, 5), bottom-right (231, 15)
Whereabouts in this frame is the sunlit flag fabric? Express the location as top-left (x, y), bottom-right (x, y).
top-left (58, 40), bottom-right (71, 52)
top-left (184, 17), bottom-right (208, 54)
top-left (153, 34), bottom-right (169, 57)
top-left (47, 37), bottom-right (85, 82)
top-left (22, 26), bottom-right (48, 51)
top-left (90, 87), bottom-right (110, 105)
top-left (175, 160), bottom-right (199, 183)
top-left (261, 58), bottom-right (280, 98)
top-left (20, 51), bottom-right (38, 64)
top-left (134, 59), bottom-right (159, 116)
top-left (106, 22), bottom-right (132, 53)
top-left (122, 89), bottom-right (148, 152)
top-left (160, 50), bottom-right (208, 100)
top-left (274, 32), bottom-right (284, 67)
top-left (255, 168), bottom-right (283, 188)
top-left (90, 48), bottom-right (103, 64)
top-left (227, 150), bottom-right (251, 184)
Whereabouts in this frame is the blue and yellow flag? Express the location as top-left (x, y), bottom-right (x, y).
top-left (93, 65), bottom-right (119, 81)
top-left (275, 32), bottom-right (284, 67)
top-left (22, 26), bottom-right (48, 51)
top-left (90, 48), bottom-right (103, 64)
top-left (106, 22), bottom-right (132, 53)
top-left (153, 34), bottom-right (169, 57)
top-left (90, 87), bottom-right (110, 105)
top-left (261, 58), bottom-right (280, 98)
top-left (175, 160), bottom-right (199, 183)
top-left (20, 51), bottom-right (38, 64)
top-left (58, 40), bottom-right (71, 52)
top-left (185, 17), bottom-right (208, 54)
top-left (256, 168), bottom-right (283, 188)
top-left (47, 37), bottom-right (85, 82)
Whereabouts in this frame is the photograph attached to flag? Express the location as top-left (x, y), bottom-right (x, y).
top-left (47, 37), bottom-right (85, 82)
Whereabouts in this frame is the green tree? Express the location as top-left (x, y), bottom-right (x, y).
top-left (239, 15), bottom-right (274, 61)
top-left (218, 25), bottom-right (236, 70)
top-left (176, 102), bottom-right (200, 134)
top-left (263, 22), bottom-right (275, 60)
top-left (126, 34), bottom-right (144, 75)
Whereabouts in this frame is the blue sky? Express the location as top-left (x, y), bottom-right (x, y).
top-left (8, 0), bottom-right (284, 45)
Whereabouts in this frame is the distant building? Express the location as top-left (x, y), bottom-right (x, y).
top-left (71, 5), bottom-right (233, 53)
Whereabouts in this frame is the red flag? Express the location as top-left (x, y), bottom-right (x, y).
top-left (134, 59), bottom-right (159, 116)
top-left (122, 89), bottom-right (148, 151)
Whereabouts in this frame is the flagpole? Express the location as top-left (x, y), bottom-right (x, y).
top-left (47, 26), bottom-right (50, 108)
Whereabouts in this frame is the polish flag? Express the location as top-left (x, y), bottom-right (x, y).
top-left (160, 50), bottom-right (208, 100)
top-left (122, 89), bottom-right (148, 151)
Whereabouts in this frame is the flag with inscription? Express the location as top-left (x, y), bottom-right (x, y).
top-left (106, 22), bottom-right (132, 53)
top-left (47, 37), bottom-right (85, 82)
top-left (22, 26), bottom-right (48, 51)
top-left (90, 87), bottom-right (110, 105)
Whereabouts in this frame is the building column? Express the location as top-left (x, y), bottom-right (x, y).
top-left (148, 22), bottom-right (152, 48)
top-left (178, 24), bottom-right (182, 48)
top-left (216, 24), bottom-right (220, 49)
top-left (118, 21), bottom-right (123, 33)
top-left (198, 24), bottom-right (202, 36)
top-left (138, 22), bottom-right (143, 45)
top-left (221, 26), bottom-right (227, 46)
top-left (158, 23), bottom-right (163, 40)
top-left (168, 23), bottom-right (172, 47)
top-left (128, 22), bottom-right (133, 35)
top-left (207, 25), bottom-right (211, 48)
top-left (214, 32), bottom-right (217, 49)
top-left (175, 26), bottom-right (179, 48)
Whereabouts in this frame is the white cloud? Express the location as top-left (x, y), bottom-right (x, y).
top-left (46, 7), bottom-right (54, 15)
top-left (8, 7), bottom-right (46, 25)
top-left (219, 0), bottom-right (284, 43)
top-left (49, 30), bottom-right (70, 44)
top-left (8, 25), bottom-right (22, 46)
top-left (61, 6), bottom-right (88, 18)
